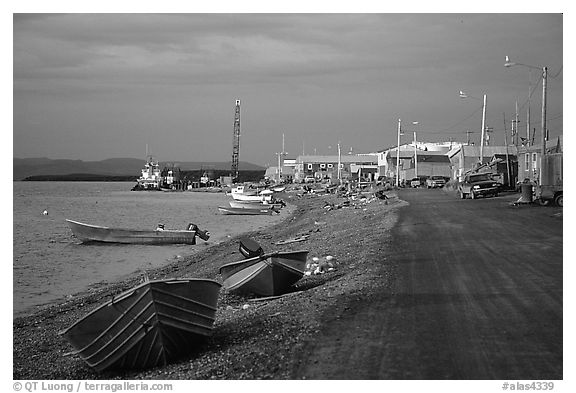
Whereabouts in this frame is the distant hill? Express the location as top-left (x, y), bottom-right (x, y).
top-left (13, 157), bottom-right (266, 181)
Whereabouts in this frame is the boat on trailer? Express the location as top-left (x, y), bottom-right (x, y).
top-left (218, 250), bottom-right (309, 296)
top-left (66, 219), bottom-right (210, 245)
top-left (60, 278), bottom-right (221, 372)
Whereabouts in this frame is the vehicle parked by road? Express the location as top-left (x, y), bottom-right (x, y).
top-left (410, 178), bottom-right (421, 188)
top-left (426, 175), bottom-right (446, 189)
top-left (537, 153), bottom-right (563, 207)
top-left (458, 172), bottom-right (501, 199)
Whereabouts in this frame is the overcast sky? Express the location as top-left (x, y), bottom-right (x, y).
top-left (13, 12), bottom-right (563, 166)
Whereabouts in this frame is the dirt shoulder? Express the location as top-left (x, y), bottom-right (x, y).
top-left (13, 188), bottom-right (405, 380)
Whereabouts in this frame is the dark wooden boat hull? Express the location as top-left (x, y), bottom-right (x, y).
top-left (219, 251), bottom-right (308, 296)
top-left (60, 279), bottom-right (221, 372)
top-left (66, 219), bottom-right (199, 245)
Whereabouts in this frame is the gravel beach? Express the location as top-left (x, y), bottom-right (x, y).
top-left (13, 187), bottom-right (403, 380)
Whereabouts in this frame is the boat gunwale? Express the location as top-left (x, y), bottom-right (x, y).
top-left (66, 219), bottom-right (198, 235)
top-left (273, 259), bottom-right (307, 275)
top-left (222, 261), bottom-right (269, 291)
top-left (218, 253), bottom-right (277, 275)
top-left (62, 279), bottom-right (221, 371)
top-left (220, 250), bottom-right (309, 293)
top-left (217, 206), bottom-right (277, 215)
top-left (219, 250), bottom-right (309, 273)
top-left (59, 279), bottom-right (221, 336)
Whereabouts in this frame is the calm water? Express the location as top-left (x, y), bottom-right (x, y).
top-left (13, 182), bottom-right (288, 317)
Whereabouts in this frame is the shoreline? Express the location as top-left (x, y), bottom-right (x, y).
top-left (15, 200), bottom-right (298, 320)
top-left (14, 188), bottom-right (403, 379)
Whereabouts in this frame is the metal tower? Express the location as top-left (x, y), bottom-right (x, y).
top-left (231, 99), bottom-right (241, 181)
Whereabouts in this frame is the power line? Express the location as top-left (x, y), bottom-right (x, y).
top-left (514, 66), bottom-right (561, 114)
top-left (436, 105), bottom-right (484, 133)
top-left (547, 113), bottom-right (563, 121)
top-left (550, 65), bottom-right (563, 79)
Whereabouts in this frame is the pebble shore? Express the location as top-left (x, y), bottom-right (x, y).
top-left (13, 187), bottom-right (404, 380)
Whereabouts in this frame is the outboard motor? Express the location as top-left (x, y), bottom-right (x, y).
top-left (187, 223), bottom-right (210, 241)
top-left (238, 237), bottom-right (264, 258)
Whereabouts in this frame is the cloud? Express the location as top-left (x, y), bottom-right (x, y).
top-left (13, 13), bottom-right (563, 164)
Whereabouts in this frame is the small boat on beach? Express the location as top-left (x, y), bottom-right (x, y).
top-left (60, 278), bottom-right (222, 372)
top-left (66, 219), bottom-right (210, 245)
top-left (228, 200), bottom-right (284, 210)
top-left (227, 184), bottom-right (259, 197)
top-left (218, 250), bottom-right (309, 296)
top-left (218, 206), bottom-right (279, 216)
top-left (230, 192), bottom-right (269, 202)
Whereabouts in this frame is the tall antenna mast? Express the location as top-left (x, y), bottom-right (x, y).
top-left (231, 99), bottom-right (241, 181)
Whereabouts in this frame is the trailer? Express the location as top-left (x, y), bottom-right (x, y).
top-left (537, 153), bottom-right (563, 207)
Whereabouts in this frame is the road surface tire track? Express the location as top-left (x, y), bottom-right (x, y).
top-left (291, 189), bottom-right (562, 379)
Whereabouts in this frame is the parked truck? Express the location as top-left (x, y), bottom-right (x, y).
top-left (536, 153), bottom-right (563, 207)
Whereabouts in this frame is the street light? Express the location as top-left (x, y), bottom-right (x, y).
top-left (396, 119), bottom-right (401, 187)
top-left (395, 119), bottom-right (418, 187)
top-left (459, 90), bottom-right (487, 164)
top-left (504, 56), bottom-right (548, 184)
top-left (396, 119), bottom-right (402, 187)
top-left (412, 121), bottom-right (419, 178)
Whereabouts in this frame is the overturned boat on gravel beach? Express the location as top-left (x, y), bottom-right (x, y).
top-left (66, 219), bottom-right (210, 245)
top-left (60, 278), bottom-right (222, 372)
top-left (219, 250), bottom-right (309, 296)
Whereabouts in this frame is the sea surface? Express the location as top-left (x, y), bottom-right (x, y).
top-left (13, 182), bottom-right (288, 317)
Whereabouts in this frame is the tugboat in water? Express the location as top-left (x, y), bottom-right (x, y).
top-left (131, 155), bottom-right (162, 191)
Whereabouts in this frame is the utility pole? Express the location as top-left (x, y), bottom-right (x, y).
top-left (459, 90), bottom-right (485, 153)
top-left (503, 112), bottom-right (512, 188)
top-left (337, 142), bottom-right (341, 184)
top-left (396, 119), bottom-right (401, 187)
top-left (413, 131), bottom-right (418, 178)
top-left (504, 57), bottom-right (547, 185)
top-left (515, 100), bottom-right (520, 145)
top-left (526, 81), bottom-right (531, 146)
top-left (480, 94), bottom-right (487, 164)
top-left (540, 67), bottom-right (548, 184)
top-left (511, 118), bottom-right (516, 147)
